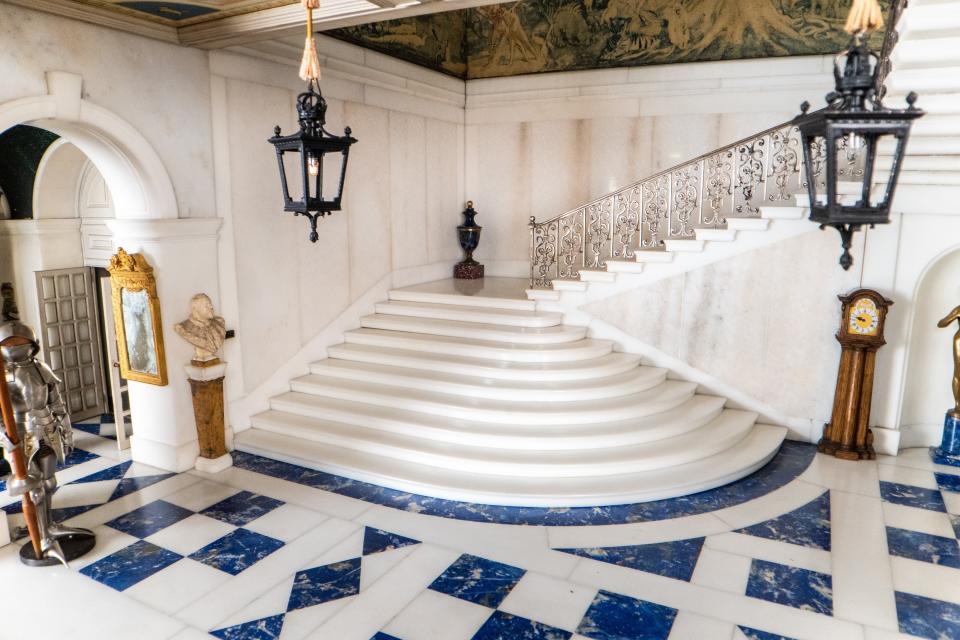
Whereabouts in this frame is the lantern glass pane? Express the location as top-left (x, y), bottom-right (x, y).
top-left (282, 148), bottom-right (305, 203)
top-left (321, 149), bottom-right (346, 203)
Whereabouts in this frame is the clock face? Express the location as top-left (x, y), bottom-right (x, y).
top-left (849, 298), bottom-right (880, 336)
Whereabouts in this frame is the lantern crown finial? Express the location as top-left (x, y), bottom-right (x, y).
top-left (297, 80), bottom-right (328, 136)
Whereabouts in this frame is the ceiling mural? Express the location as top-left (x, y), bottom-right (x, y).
top-left (72, 0), bottom-right (293, 25)
top-left (326, 0), bottom-right (890, 80)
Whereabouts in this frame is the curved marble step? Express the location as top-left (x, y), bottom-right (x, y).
top-left (326, 343), bottom-right (643, 382)
top-left (388, 282), bottom-right (535, 311)
top-left (374, 300), bottom-right (562, 328)
top-left (233, 424), bottom-right (787, 507)
top-left (265, 392), bottom-right (727, 450)
top-left (308, 359), bottom-right (668, 402)
top-left (359, 314), bottom-right (586, 345)
top-left (244, 408), bottom-right (757, 478)
top-left (288, 375), bottom-right (697, 425)
top-left (343, 329), bottom-right (613, 363)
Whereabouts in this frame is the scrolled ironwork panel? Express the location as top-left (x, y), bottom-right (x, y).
top-left (585, 197), bottom-right (613, 269)
top-left (669, 162), bottom-right (701, 238)
top-left (530, 220), bottom-right (558, 288)
top-left (612, 186), bottom-right (642, 259)
top-left (734, 136), bottom-right (767, 216)
top-left (767, 126), bottom-right (801, 203)
top-left (803, 137), bottom-right (827, 202)
top-left (702, 150), bottom-right (733, 227)
top-left (557, 210), bottom-right (585, 280)
top-left (641, 175), bottom-right (669, 248)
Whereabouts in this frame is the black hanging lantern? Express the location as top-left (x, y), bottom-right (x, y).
top-left (796, 29), bottom-right (923, 270)
top-left (268, 79), bottom-right (357, 243)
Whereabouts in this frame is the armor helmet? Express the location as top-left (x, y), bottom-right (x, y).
top-left (0, 320), bottom-right (40, 362)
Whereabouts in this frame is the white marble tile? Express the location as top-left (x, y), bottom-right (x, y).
top-left (53, 479), bottom-right (117, 509)
top-left (126, 557), bottom-right (231, 615)
top-left (668, 611), bottom-right (736, 640)
top-left (307, 545), bottom-right (463, 640)
top-left (711, 479), bottom-right (828, 531)
top-left (381, 589), bottom-right (492, 640)
top-left (877, 448), bottom-right (935, 472)
top-left (177, 518), bottom-right (360, 631)
top-left (213, 575), bottom-right (291, 629)
top-left (166, 627), bottom-right (212, 640)
top-left (244, 503), bottom-right (329, 542)
top-left (878, 464), bottom-right (939, 490)
top-left (0, 545), bottom-right (184, 640)
top-left (882, 501), bottom-right (956, 538)
top-left (360, 545), bottom-right (418, 591)
top-left (145, 514), bottom-right (235, 556)
top-left (831, 491), bottom-right (899, 630)
top-left (890, 555), bottom-right (960, 606)
top-left (66, 474), bottom-right (202, 531)
top-left (281, 598), bottom-right (353, 640)
top-left (569, 557), bottom-right (865, 640)
top-left (941, 491), bottom-right (960, 515)
top-left (356, 504), bottom-right (574, 579)
top-left (705, 532), bottom-right (831, 575)
top-left (800, 455), bottom-right (881, 498)
top-left (690, 547), bottom-right (753, 595)
top-left (162, 478), bottom-right (241, 512)
top-left (863, 625), bottom-right (933, 640)
top-left (498, 572), bottom-right (597, 632)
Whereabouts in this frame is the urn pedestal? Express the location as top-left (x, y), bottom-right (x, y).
top-left (455, 201), bottom-right (484, 280)
top-left (931, 411), bottom-right (960, 468)
top-left (185, 359), bottom-right (233, 473)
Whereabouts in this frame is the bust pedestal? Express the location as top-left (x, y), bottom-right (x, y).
top-left (931, 411), bottom-right (960, 468)
top-left (184, 358), bottom-right (232, 473)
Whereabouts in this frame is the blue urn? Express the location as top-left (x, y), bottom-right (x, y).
top-left (454, 201), bottom-right (484, 279)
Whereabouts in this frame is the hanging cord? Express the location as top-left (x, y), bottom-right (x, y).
top-left (299, 0), bottom-right (322, 82)
top-left (844, 0), bottom-right (884, 36)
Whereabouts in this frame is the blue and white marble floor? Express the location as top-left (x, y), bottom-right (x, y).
top-left (3, 419), bottom-right (960, 639)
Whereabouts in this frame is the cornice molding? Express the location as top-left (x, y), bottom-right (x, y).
top-left (4, 0), bottom-right (179, 43)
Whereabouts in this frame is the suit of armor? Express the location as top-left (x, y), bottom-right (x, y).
top-left (1, 321), bottom-right (92, 564)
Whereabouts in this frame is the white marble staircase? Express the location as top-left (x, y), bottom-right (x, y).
top-left (234, 280), bottom-right (787, 507)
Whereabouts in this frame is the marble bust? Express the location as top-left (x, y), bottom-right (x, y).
top-left (175, 293), bottom-right (226, 363)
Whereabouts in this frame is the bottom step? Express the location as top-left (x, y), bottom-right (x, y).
top-left (233, 424), bottom-right (787, 507)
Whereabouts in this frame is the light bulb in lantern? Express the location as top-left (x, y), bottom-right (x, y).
top-left (308, 154), bottom-right (319, 177)
top-left (847, 132), bottom-right (864, 150)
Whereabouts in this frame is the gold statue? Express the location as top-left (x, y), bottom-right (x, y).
top-left (938, 304), bottom-right (960, 417)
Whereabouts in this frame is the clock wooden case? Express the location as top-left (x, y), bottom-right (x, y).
top-left (819, 288), bottom-right (893, 460)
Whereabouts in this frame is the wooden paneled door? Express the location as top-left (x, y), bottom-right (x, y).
top-left (35, 267), bottom-right (107, 422)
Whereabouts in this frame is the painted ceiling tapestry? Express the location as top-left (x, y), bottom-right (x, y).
top-left (72, 0), bottom-right (293, 26)
top-left (327, 0), bottom-right (890, 79)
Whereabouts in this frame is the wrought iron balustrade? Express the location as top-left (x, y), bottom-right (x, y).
top-left (529, 116), bottom-right (868, 288)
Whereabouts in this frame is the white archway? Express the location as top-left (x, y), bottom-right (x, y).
top-left (0, 71), bottom-right (178, 220)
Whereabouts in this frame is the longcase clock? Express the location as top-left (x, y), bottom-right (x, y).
top-left (819, 288), bottom-right (893, 461)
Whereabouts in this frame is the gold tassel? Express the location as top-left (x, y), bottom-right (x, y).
top-left (844, 0), bottom-right (884, 35)
top-left (298, 4), bottom-right (322, 81)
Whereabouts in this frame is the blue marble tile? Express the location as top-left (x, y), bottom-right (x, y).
top-left (735, 491), bottom-right (831, 551)
top-left (937, 472), bottom-right (960, 494)
top-left (472, 610), bottom-right (571, 640)
top-left (363, 527), bottom-right (421, 556)
top-left (896, 591), bottom-right (960, 640)
top-left (370, 634), bottom-right (402, 640)
top-left (950, 515), bottom-right (960, 539)
top-left (880, 481), bottom-right (947, 513)
top-left (71, 460), bottom-right (133, 484)
top-left (200, 490), bottom-right (284, 527)
top-left (556, 537), bottom-right (704, 581)
top-left (189, 528), bottom-right (284, 575)
top-left (230, 441), bottom-right (815, 526)
top-left (53, 503), bottom-right (100, 522)
top-left (287, 557), bottom-right (362, 611)
top-left (57, 447), bottom-right (98, 470)
top-left (79, 539), bottom-right (181, 591)
top-left (428, 554), bottom-right (526, 608)
top-left (106, 499), bottom-right (194, 538)
top-left (745, 559), bottom-right (832, 615)
top-left (575, 590), bottom-right (676, 640)
top-left (109, 472), bottom-right (176, 501)
top-left (886, 527), bottom-right (960, 568)
top-left (737, 627), bottom-right (797, 640)
top-left (932, 447), bottom-right (960, 470)
top-left (72, 422), bottom-right (103, 437)
top-left (2, 501), bottom-right (23, 515)
top-left (211, 614), bottom-right (285, 640)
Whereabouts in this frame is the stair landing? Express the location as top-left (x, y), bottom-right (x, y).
top-left (234, 278), bottom-right (786, 507)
